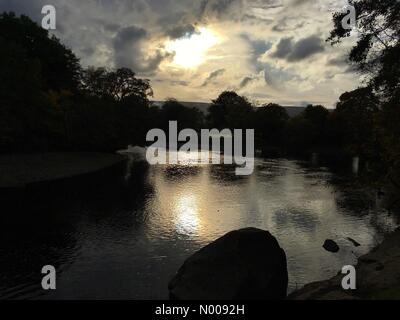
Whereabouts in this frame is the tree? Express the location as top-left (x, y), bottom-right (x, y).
top-left (334, 87), bottom-right (379, 156)
top-left (377, 89), bottom-right (400, 185)
top-left (285, 116), bottom-right (315, 154)
top-left (253, 103), bottom-right (289, 148)
top-left (207, 91), bottom-right (253, 129)
top-left (0, 12), bottom-right (81, 92)
top-left (328, 0), bottom-right (400, 97)
top-left (329, 0), bottom-right (400, 185)
top-left (81, 67), bottom-right (153, 103)
top-left (159, 99), bottom-right (204, 132)
top-left (302, 105), bottom-right (330, 148)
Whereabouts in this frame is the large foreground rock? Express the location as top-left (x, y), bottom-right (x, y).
top-left (169, 228), bottom-right (288, 300)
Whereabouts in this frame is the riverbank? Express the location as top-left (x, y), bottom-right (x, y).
top-left (0, 152), bottom-right (126, 188)
top-left (289, 228), bottom-right (400, 300)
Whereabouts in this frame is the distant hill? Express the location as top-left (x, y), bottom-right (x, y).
top-left (151, 101), bottom-right (211, 114)
top-left (151, 101), bottom-right (307, 118)
top-left (282, 106), bottom-right (307, 118)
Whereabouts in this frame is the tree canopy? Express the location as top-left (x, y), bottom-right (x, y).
top-left (328, 0), bottom-right (400, 96)
top-left (81, 67), bottom-right (153, 103)
top-left (0, 12), bottom-right (81, 92)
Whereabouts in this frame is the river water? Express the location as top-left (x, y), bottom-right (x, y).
top-left (0, 154), bottom-right (398, 299)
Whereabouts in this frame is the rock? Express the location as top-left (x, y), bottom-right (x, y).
top-left (323, 239), bottom-right (340, 253)
top-left (168, 228), bottom-right (288, 300)
top-left (290, 229), bottom-right (400, 300)
top-left (347, 237), bottom-right (361, 247)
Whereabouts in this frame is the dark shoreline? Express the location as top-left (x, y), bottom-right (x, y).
top-left (289, 228), bottom-right (400, 300)
top-left (0, 152), bottom-right (126, 189)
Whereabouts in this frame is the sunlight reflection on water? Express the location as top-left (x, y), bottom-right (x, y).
top-left (0, 154), bottom-right (398, 299)
top-left (175, 194), bottom-right (200, 235)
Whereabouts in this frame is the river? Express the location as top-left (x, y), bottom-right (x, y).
top-left (0, 154), bottom-right (398, 299)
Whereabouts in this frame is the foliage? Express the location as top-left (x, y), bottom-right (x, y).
top-left (253, 104), bottom-right (289, 148)
top-left (1, 10), bottom-right (399, 190)
top-left (329, 0), bottom-right (400, 185)
top-left (81, 67), bottom-right (153, 103)
top-left (0, 12), bottom-right (81, 92)
top-left (207, 91), bottom-right (253, 129)
top-left (328, 0), bottom-right (400, 96)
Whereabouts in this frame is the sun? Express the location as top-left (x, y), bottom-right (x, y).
top-left (166, 27), bottom-right (218, 69)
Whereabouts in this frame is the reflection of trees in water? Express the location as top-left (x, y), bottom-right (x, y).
top-left (122, 160), bottom-right (153, 211)
top-left (325, 175), bottom-right (377, 216)
top-left (161, 165), bottom-right (202, 181)
top-left (336, 192), bottom-right (376, 215)
top-left (273, 208), bottom-right (320, 233)
top-left (0, 218), bottom-right (78, 299)
top-left (0, 189), bottom-right (80, 299)
top-left (208, 165), bottom-right (250, 183)
top-left (256, 162), bottom-right (291, 179)
top-left (0, 162), bottom-right (154, 299)
top-left (316, 163), bottom-right (400, 236)
top-left (294, 158), bottom-right (378, 217)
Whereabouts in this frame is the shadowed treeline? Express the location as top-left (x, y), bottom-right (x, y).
top-left (0, 1), bottom-right (399, 189)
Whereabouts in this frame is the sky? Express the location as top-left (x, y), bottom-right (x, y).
top-left (0, 0), bottom-right (362, 107)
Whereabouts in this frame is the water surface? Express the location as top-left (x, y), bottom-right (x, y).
top-left (0, 156), bottom-right (397, 299)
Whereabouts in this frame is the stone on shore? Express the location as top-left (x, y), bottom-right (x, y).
top-left (289, 228), bottom-right (400, 300)
top-left (323, 239), bottom-right (340, 253)
top-left (168, 228), bottom-right (288, 300)
top-left (347, 237), bottom-right (361, 247)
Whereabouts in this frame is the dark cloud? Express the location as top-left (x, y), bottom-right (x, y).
top-left (327, 55), bottom-right (349, 67)
top-left (199, 0), bottom-right (244, 21)
top-left (272, 16), bottom-right (306, 32)
top-left (288, 35), bottom-right (325, 61)
top-left (328, 56), bottom-right (358, 74)
top-left (263, 63), bottom-right (307, 88)
top-left (241, 35), bottom-right (272, 57)
top-left (264, 64), bottom-right (293, 87)
top-left (154, 79), bottom-right (190, 86)
top-left (251, 0), bottom-right (284, 9)
top-left (98, 20), bottom-right (121, 33)
top-left (290, 0), bottom-right (311, 7)
top-left (239, 76), bottom-right (255, 89)
top-left (0, 0), bottom-right (45, 21)
top-left (201, 68), bottom-right (225, 87)
top-left (241, 34), bottom-right (272, 71)
top-left (271, 35), bottom-right (325, 62)
top-left (165, 24), bottom-right (197, 39)
top-left (171, 80), bottom-right (189, 86)
top-left (271, 37), bottom-right (293, 59)
top-left (113, 25), bottom-right (170, 75)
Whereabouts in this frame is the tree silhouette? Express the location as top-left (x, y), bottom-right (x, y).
top-left (335, 87), bottom-right (379, 156)
top-left (329, 0), bottom-right (400, 185)
top-left (328, 0), bottom-right (399, 96)
top-left (0, 12), bottom-right (81, 92)
top-left (208, 91), bottom-right (253, 129)
top-left (82, 67), bottom-right (153, 103)
top-left (253, 103), bottom-right (289, 149)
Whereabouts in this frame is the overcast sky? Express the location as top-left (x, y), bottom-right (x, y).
top-left (0, 0), bottom-right (362, 107)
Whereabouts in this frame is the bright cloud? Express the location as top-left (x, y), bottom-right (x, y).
top-left (0, 0), bottom-right (361, 107)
